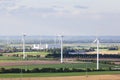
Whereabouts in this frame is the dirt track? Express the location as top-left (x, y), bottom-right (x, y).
top-left (0, 75), bottom-right (120, 80)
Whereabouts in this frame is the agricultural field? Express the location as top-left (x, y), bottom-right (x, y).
top-left (0, 43), bottom-right (120, 79)
top-left (87, 49), bottom-right (120, 54)
top-left (3, 51), bottom-right (49, 57)
top-left (67, 43), bottom-right (120, 54)
top-left (0, 60), bottom-right (120, 70)
top-left (0, 51), bottom-right (50, 62)
top-left (0, 71), bottom-right (119, 80)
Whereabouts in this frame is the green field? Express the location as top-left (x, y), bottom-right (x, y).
top-left (0, 71), bottom-right (119, 78)
top-left (0, 51), bottom-right (50, 61)
top-left (0, 44), bottom-right (119, 78)
top-left (0, 56), bottom-right (21, 61)
top-left (6, 51), bottom-right (49, 57)
top-left (1, 62), bottom-right (119, 70)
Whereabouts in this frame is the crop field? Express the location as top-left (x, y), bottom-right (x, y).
top-left (0, 43), bottom-right (119, 80)
top-left (0, 60), bottom-right (119, 70)
top-left (87, 49), bottom-right (120, 54)
top-left (3, 51), bottom-right (49, 57)
top-left (0, 71), bottom-right (119, 80)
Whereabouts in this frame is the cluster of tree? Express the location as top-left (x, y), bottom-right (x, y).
top-left (81, 47), bottom-right (95, 52)
top-left (46, 54), bottom-right (120, 58)
top-left (1, 46), bottom-right (95, 53)
top-left (108, 46), bottom-right (119, 50)
top-left (90, 47), bottom-right (108, 49)
top-left (99, 61), bottom-right (115, 65)
top-left (0, 67), bottom-right (119, 73)
top-left (47, 48), bottom-right (95, 55)
top-left (3, 47), bottom-right (19, 53)
top-left (0, 46), bottom-right (34, 53)
top-left (11, 54), bottom-right (41, 59)
top-left (0, 53), bottom-right (2, 56)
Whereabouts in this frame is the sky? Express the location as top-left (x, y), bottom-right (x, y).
top-left (0, 0), bottom-right (120, 36)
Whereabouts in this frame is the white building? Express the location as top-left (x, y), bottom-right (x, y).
top-left (32, 44), bottom-right (61, 50)
top-left (32, 44), bottom-right (46, 50)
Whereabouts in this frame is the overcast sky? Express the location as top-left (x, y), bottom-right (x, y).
top-left (0, 0), bottom-right (120, 36)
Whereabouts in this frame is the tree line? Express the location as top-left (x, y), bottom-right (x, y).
top-left (0, 67), bottom-right (119, 73)
top-left (46, 54), bottom-right (120, 58)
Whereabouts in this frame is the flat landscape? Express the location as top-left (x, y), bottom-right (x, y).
top-left (0, 39), bottom-right (120, 80)
top-left (1, 0), bottom-right (120, 79)
top-left (8, 75), bottom-right (120, 80)
top-left (0, 74), bottom-right (119, 80)
top-left (0, 60), bottom-right (119, 69)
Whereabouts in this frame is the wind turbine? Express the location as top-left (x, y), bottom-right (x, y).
top-left (58, 35), bottom-right (64, 63)
top-left (39, 35), bottom-right (42, 50)
top-left (22, 34), bottom-right (26, 59)
top-left (5, 37), bottom-right (9, 48)
top-left (39, 35), bottom-right (42, 45)
top-left (93, 37), bottom-right (100, 70)
top-left (54, 35), bottom-right (57, 45)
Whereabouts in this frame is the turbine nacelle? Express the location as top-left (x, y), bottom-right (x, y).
top-left (93, 38), bottom-right (99, 43)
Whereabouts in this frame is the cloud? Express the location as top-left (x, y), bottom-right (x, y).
top-left (1, 0), bottom-right (113, 19)
top-left (5, 6), bottom-right (69, 17)
top-left (0, 0), bottom-right (18, 7)
top-left (0, 0), bottom-right (89, 17)
top-left (0, 0), bottom-right (21, 14)
top-left (0, 0), bottom-right (61, 16)
top-left (74, 5), bottom-right (88, 9)
top-left (7, 6), bottom-right (58, 17)
top-left (0, 0), bottom-right (77, 15)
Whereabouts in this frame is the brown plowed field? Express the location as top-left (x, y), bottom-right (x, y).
top-left (0, 60), bottom-right (60, 66)
top-left (0, 59), bottom-right (120, 67)
top-left (0, 75), bottom-right (120, 80)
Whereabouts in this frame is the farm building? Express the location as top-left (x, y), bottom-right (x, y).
top-left (32, 44), bottom-right (61, 50)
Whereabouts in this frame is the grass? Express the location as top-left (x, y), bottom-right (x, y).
top-left (14, 51), bottom-right (49, 56)
top-left (0, 51), bottom-right (50, 61)
top-left (1, 63), bottom-right (119, 70)
top-left (87, 49), bottom-right (120, 54)
top-left (0, 56), bottom-right (21, 61)
top-left (3, 51), bottom-right (49, 57)
top-left (0, 71), bottom-right (119, 78)
top-left (0, 56), bottom-right (55, 62)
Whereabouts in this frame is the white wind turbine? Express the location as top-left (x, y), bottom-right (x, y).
top-left (54, 35), bottom-right (58, 45)
top-left (22, 34), bottom-right (26, 59)
top-left (93, 37), bottom-right (100, 70)
top-left (58, 35), bottom-right (64, 63)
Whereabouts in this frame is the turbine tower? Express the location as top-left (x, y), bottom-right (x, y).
top-left (54, 35), bottom-right (57, 45)
top-left (39, 35), bottom-right (42, 50)
top-left (93, 38), bottom-right (100, 70)
top-left (58, 35), bottom-right (64, 63)
top-left (22, 34), bottom-right (26, 59)
top-left (39, 36), bottom-right (42, 45)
